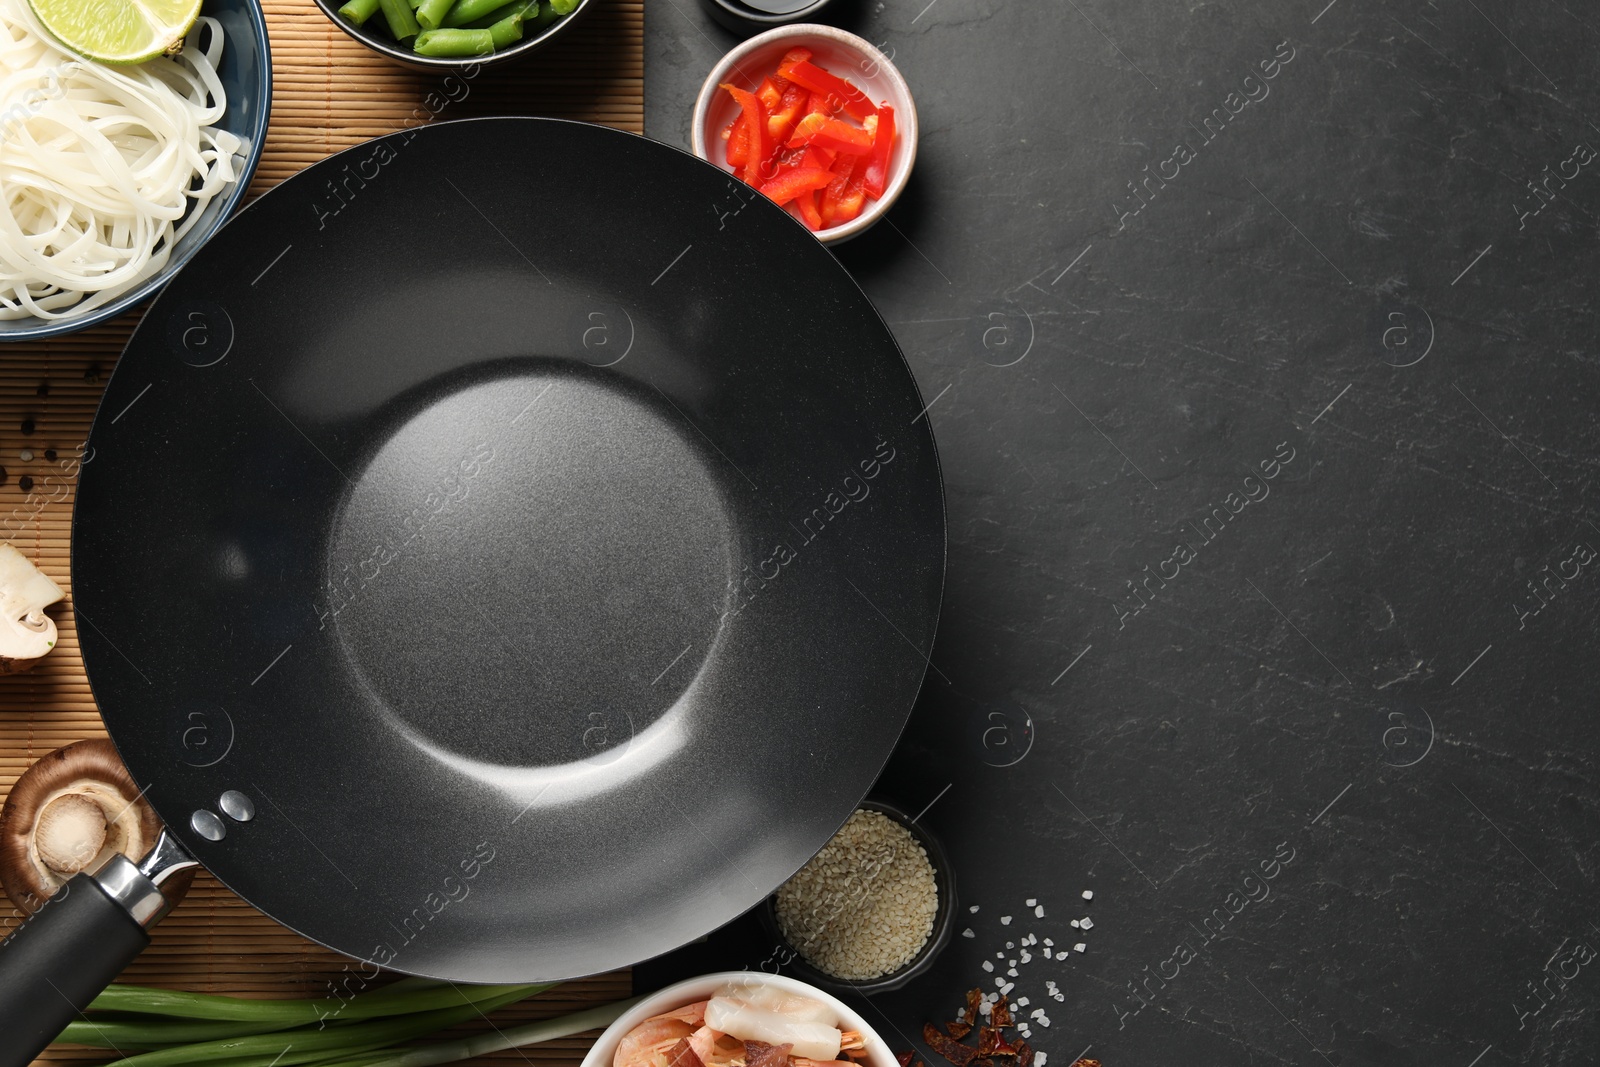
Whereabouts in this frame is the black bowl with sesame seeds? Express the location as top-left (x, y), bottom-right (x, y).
top-left (760, 797), bottom-right (957, 994)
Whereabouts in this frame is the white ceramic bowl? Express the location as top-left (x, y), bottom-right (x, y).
top-left (579, 971), bottom-right (900, 1067)
top-left (690, 25), bottom-right (918, 245)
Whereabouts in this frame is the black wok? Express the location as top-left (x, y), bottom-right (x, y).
top-left (0, 118), bottom-right (944, 1062)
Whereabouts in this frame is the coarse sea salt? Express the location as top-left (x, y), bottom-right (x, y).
top-left (1082, 890), bottom-right (1093, 900)
top-left (962, 928), bottom-right (975, 938)
top-left (1036, 1055), bottom-right (1048, 1067)
top-left (982, 960), bottom-right (994, 972)
top-left (1034, 905), bottom-right (1045, 918)
top-left (1020, 950), bottom-right (1032, 963)
top-left (1006, 967), bottom-right (1018, 977)
top-left (1080, 916), bottom-right (1094, 930)
top-left (1043, 937), bottom-right (1054, 946)
top-left (1073, 942), bottom-right (1086, 953)
top-left (1025, 898), bottom-right (1037, 906)
top-left (1070, 919), bottom-right (1080, 928)
top-left (970, 904), bottom-right (981, 913)
top-left (1043, 947), bottom-right (1053, 959)
top-left (1017, 997), bottom-right (1030, 1007)
top-left (1001, 915), bottom-right (1012, 925)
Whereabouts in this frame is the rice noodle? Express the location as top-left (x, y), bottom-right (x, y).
top-left (0, 0), bottom-right (240, 320)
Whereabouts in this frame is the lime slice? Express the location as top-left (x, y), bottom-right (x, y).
top-left (27, 0), bottom-right (202, 65)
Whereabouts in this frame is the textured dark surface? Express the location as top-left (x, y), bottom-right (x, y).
top-left (642, 2), bottom-right (1600, 1065)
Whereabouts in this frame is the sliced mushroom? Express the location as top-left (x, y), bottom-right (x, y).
top-left (0, 543), bottom-right (64, 674)
top-left (0, 739), bottom-right (190, 914)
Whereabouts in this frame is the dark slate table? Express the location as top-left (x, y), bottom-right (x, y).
top-left (636, 2), bottom-right (1600, 1065)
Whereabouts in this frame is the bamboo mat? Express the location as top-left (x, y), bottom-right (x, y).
top-left (0, 0), bottom-right (643, 1062)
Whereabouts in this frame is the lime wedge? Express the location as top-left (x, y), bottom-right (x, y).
top-left (27, 0), bottom-right (202, 64)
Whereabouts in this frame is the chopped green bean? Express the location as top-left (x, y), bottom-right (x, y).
top-left (378, 0), bottom-right (421, 38)
top-left (441, 0), bottom-right (517, 27)
top-left (461, 0), bottom-right (533, 28)
top-left (548, 0), bottom-right (578, 14)
top-left (414, 0), bottom-right (455, 28)
top-left (338, 0), bottom-right (382, 24)
top-left (414, 27), bottom-right (494, 54)
top-left (488, 11), bottom-right (523, 47)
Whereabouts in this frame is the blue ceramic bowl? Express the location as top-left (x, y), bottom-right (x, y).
top-left (0, 0), bottom-right (272, 341)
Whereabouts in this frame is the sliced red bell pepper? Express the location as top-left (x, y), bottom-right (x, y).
top-left (758, 166), bottom-right (835, 206)
top-left (791, 189), bottom-right (823, 231)
top-left (756, 76), bottom-right (781, 112)
top-left (766, 82), bottom-right (809, 143)
top-left (720, 83), bottom-right (771, 185)
top-left (819, 154), bottom-right (865, 227)
top-left (725, 113), bottom-right (748, 168)
top-left (802, 117), bottom-right (873, 155)
top-left (861, 103), bottom-right (894, 200)
top-left (779, 46), bottom-right (812, 67)
top-left (807, 90), bottom-right (839, 117)
top-left (786, 111), bottom-right (831, 147)
top-left (777, 59), bottom-right (876, 122)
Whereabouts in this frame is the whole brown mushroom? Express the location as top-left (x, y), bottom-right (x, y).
top-left (0, 739), bottom-right (190, 914)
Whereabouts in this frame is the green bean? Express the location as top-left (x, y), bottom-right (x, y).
top-left (548, 0), bottom-right (578, 14)
top-left (461, 0), bottom-right (533, 28)
top-left (337, 0), bottom-right (382, 24)
top-left (414, 0), bottom-right (455, 29)
top-left (488, 11), bottom-right (523, 47)
top-left (441, 0), bottom-right (516, 28)
top-left (86, 980), bottom-right (544, 1025)
top-left (97, 987), bottom-right (539, 1067)
top-left (414, 27), bottom-right (494, 54)
top-left (378, 0), bottom-right (421, 39)
top-left (304, 996), bottom-right (642, 1067)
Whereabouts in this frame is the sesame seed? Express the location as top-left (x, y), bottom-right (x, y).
top-left (773, 808), bottom-right (937, 981)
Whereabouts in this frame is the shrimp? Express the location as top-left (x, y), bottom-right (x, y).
top-left (613, 1002), bottom-right (712, 1067)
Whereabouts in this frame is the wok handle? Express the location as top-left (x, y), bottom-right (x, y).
top-left (0, 873), bottom-right (150, 1066)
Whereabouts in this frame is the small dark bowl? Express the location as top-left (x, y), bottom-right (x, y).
top-left (312, 0), bottom-right (593, 71)
top-left (760, 797), bottom-right (957, 995)
top-left (697, 0), bottom-right (838, 38)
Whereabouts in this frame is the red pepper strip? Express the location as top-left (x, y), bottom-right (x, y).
top-left (787, 112), bottom-right (831, 147)
top-left (861, 103), bottom-right (894, 200)
top-left (756, 76), bottom-right (781, 111)
top-left (758, 166), bottom-right (835, 206)
top-left (790, 190), bottom-right (823, 231)
top-left (819, 154), bottom-right (863, 227)
top-left (779, 46), bottom-right (812, 66)
top-left (777, 58), bottom-right (876, 121)
top-left (720, 83), bottom-right (770, 185)
top-left (808, 90), bottom-right (839, 116)
top-left (725, 113), bottom-right (748, 168)
top-left (767, 82), bottom-right (809, 142)
top-left (804, 117), bottom-right (873, 155)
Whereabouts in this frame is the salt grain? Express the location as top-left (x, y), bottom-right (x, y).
top-left (1000, 915), bottom-right (1012, 925)
top-left (982, 961), bottom-right (994, 972)
top-left (1070, 920), bottom-right (1080, 928)
top-left (1020, 950), bottom-right (1032, 963)
top-left (1034, 905), bottom-right (1045, 918)
top-left (1073, 942), bottom-right (1086, 953)
top-left (1017, 997), bottom-right (1030, 1007)
top-left (1035, 1054), bottom-right (1048, 1067)
top-left (1043, 948), bottom-right (1053, 959)
top-left (1080, 917), bottom-right (1094, 930)
top-left (1025, 898), bottom-right (1037, 906)
top-left (962, 928), bottom-right (975, 938)
top-left (1082, 890), bottom-right (1093, 900)
top-left (1006, 967), bottom-right (1017, 977)
top-left (1043, 938), bottom-right (1054, 946)
top-left (970, 904), bottom-right (981, 913)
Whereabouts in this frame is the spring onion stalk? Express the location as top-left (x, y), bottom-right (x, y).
top-left (59, 1016), bottom-right (306, 1049)
top-left (307, 997), bottom-right (642, 1067)
top-left (98, 987), bottom-right (539, 1067)
top-left (86, 980), bottom-right (546, 1025)
top-left (338, 0), bottom-right (382, 23)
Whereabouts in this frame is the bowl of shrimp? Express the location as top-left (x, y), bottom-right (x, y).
top-left (583, 972), bottom-right (898, 1067)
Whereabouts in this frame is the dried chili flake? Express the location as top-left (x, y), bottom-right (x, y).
top-left (922, 1023), bottom-right (978, 1067)
top-left (1070, 1061), bottom-right (1100, 1067)
top-left (897, 1053), bottom-right (914, 1067)
top-left (989, 1000), bottom-right (1013, 1029)
top-left (1015, 1043), bottom-right (1033, 1067)
top-left (947, 1021), bottom-right (973, 1041)
top-left (962, 988), bottom-right (983, 1027)
top-left (976, 1028), bottom-right (998, 1056)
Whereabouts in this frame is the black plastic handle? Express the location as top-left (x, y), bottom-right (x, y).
top-left (0, 875), bottom-right (150, 1067)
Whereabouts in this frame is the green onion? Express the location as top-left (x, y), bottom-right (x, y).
top-left (302, 996), bottom-right (641, 1067)
top-left (96, 986), bottom-right (539, 1067)
top-left (86, 980), bottom-right (542, 1025)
